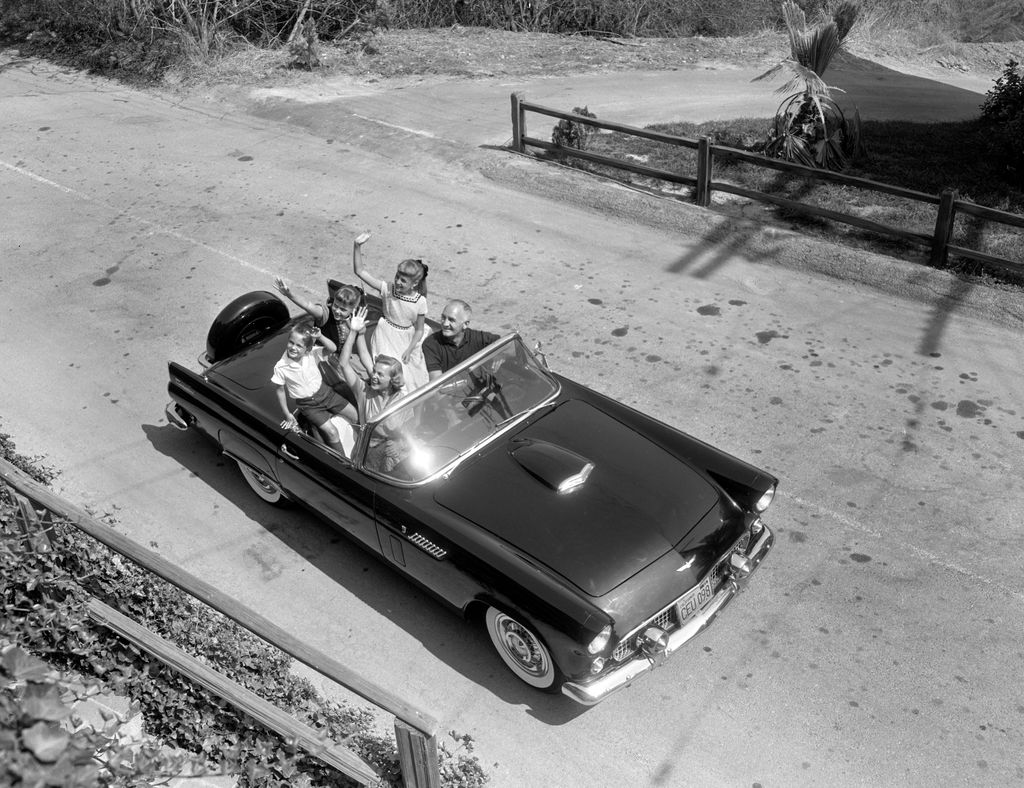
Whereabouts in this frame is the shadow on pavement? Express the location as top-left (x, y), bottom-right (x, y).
top-left (666, 220), bottom-right (787, 280)
top-left (143, 421), bottom-right (590, 725)
top-left (805, 52), bottom-right (986, 123)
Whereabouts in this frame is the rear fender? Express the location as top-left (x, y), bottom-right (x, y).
top-left (220, 432), bottom-right (280, 484)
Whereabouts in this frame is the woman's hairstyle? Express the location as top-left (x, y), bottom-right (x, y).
top-left (398, 258), bottom-right (429, 296)
top-left (374, 354), bottom-right (405, 393)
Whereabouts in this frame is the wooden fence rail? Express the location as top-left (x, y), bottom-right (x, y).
top-left (86, 598), bottom-right (381, 785)
top-left (510, 92), bottom-right (1023, 275)
top-left (0, 459), bottom-right (441, 788)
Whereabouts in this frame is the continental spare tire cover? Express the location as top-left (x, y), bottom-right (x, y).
top-left (206, 291), bottom-right (289, 363)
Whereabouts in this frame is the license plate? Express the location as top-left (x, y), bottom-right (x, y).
top-left (678, 575), bottom-right (714, 621)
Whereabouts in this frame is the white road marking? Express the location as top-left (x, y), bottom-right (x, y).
top-left (782, 490), bottom-right (1024, 602)
top-left (350, 113), bottom-right (437, 139)
top-left (1, 158), bottom-right (78, 195)
top-left (1, 158), bottom-right (274, 277)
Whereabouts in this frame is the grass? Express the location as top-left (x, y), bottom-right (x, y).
top-left (572, 115), bottom-right (1024, 283)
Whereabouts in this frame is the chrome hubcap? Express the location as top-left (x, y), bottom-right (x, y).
top-left (498, 617), bottom-right (545, 675)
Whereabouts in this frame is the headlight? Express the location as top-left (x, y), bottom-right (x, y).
top-left (586, 625), bottom-right (612, 655)
top-left (753, 485), bottom-right (776, 513)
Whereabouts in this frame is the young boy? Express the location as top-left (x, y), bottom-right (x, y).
top-left (271, 324), bottom-right (355, 455)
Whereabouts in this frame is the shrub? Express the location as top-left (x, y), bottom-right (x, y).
top-left (757, 0), bottom-right (865, 171)
top-left (1, 643), bottom-right (197, 787)
top-left (981, 59), bottom-right (1024, 125)
top-left (552, 106), bottom-right (598, 154)
top-left (289, 18), bottom-right (322, 70)
top-left (979, 59), bottom-right (1024, 186)
top-left (0, 432), bottom-right (56, 484)
top-left (0, 432), bottom-right (488, 787)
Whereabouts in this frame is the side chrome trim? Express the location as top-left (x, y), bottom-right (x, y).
top-left (561, 524), bottom-right (774, 705)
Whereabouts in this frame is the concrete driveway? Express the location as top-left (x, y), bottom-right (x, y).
top-left (2, 51), bottom-right (1022, 787)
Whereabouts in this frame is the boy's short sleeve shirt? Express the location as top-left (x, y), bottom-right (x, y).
top-left (271, 347), bottom-right (326, 399)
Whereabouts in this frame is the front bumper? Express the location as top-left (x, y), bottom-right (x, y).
top-left (561, 524), bottom-right (774, 705)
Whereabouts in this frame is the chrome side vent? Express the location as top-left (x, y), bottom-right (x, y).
top-left (409, 532), bottom-right (448, 559)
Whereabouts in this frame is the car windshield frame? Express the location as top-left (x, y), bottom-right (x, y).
top-left (354, 333), bottom-right (560, 486)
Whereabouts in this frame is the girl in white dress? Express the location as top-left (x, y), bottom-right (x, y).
top-left (351, 232), bottom-right (430, 390)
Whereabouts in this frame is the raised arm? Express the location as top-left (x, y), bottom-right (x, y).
top-left (311, 326), bottom-right (337, 355)
top-left (338, 306), bottom-right (369, 390)
top-left (355, 331), bottom-right (373, 374)
top-left (352, 232), bottom-right (385, 294)
top-left (273, 276), bottom-right (326, 324)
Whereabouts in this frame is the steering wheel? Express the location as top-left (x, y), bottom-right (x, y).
top-left (462, 372), bottom-right (512, 420)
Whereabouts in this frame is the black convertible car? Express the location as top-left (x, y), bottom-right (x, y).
top-left (166, 290), bottom-right (777, 704)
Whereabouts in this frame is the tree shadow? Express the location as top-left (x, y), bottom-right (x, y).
top-left (666, 215), bottom-right (789, 279)
top-left (663, 200), bottom-right (1003, 364)
top-left (829, 51), bottom-right (987, 124)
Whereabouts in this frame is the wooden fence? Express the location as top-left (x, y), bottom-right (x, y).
top-left (0, 459), bottom-right (441, 788)
top-left (510, 93), bottom-right (1024, 276)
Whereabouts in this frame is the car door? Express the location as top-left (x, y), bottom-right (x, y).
top-left (372, 484), bottom-right (480, 610)
top-left (274, 430), bottom-right (378, 552)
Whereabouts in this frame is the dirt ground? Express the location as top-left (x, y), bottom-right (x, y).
top-left (168, 26), bottom-right (1022, 92)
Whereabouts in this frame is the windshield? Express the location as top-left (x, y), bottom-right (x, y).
top-left (361, 335), bottom-right (559, 483)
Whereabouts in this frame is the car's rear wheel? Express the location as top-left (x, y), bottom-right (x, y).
top-left (484, 606), bottom-right (560, 691)
top-left (236, 461), bottom-right (286, 505)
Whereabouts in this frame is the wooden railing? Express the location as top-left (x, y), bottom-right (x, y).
top-left (510, 93), bottom-right (1024, 275)
top-left (0, 459), bottom-right (441, 788)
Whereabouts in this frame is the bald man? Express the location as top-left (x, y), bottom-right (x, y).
top-left (422, 299), bottom-right (500, 381)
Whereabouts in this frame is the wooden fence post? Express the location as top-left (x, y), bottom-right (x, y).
top-left (695, 136), bottom-right (712, 207)
top-left (395, 721), bottom-right (441, 788)
top-left (511, 92), bottom-right (525, 152)
top-left (930, 189), bottom-right (957, 268)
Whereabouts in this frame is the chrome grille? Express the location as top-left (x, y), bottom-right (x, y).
top-left (611, 560), bottom-right (725, 662)
top-left (649, 608), bottom-right (673, 632)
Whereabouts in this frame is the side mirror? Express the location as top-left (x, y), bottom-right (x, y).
top-left (533, 341), bottom-right (549, 369)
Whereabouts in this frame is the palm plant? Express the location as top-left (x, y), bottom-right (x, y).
top-left (756, 0), bottom-right (864, 170)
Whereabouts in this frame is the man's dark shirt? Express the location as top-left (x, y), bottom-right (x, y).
top-left (422, 327), bottom-right (500, 374)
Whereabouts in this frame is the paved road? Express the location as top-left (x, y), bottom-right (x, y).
top-left (2, 54), bottom-right (1023, 787)
top-left (243, 53), bottom-right (991, 148)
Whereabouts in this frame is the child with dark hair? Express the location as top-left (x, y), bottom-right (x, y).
top-left (273, 274), bottom-right (369, 381)
top-left (351, 232), bottom-right (430, 391)
top-left (271, 324), bottom-right (355, 455)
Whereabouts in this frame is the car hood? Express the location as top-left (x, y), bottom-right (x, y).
top-left (434, 399), bottom-right (728, 596)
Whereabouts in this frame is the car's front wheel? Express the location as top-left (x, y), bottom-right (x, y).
top-left (236, 461), bottom-right (286, 506)
top-left (484, 607), bottom-right (561, 691)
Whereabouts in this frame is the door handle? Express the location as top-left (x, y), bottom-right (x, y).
top-left (280, 445), bottom-right (299, 460)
